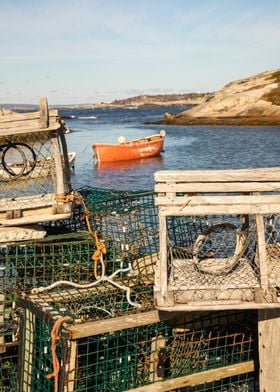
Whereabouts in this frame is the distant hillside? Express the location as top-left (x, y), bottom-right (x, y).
top-left (160, 69), bottom-right (280, 126)
top-left (105, 93), bottom-right (212, 107)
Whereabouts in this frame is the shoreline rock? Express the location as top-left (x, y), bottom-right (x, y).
top-left (157, 69), bottom-right (280, 126)
top-left (151, 114), bottom-right (280, 126)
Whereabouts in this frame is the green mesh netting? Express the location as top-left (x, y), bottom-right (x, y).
top-left (19, 293), bottom-right (257, 392)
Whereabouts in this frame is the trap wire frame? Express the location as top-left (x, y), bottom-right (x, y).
top-left (154, 168), bottom-right (280, 311)
top-left (18, 289), bottom-right (257, 392)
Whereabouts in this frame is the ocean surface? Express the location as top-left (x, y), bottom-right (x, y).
top-left (60, 105), bottom-right (280, 191)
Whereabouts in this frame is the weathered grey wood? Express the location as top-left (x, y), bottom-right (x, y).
top-left (258, 309), bottom-right (280, 392)
top-left (66, 310), bottom-right (176, 339)
top-left (155, 195), bottom-right (280, 207)
top-left (39, 97), bottom-right (49, 128)
top-left (0, 193), bottom-right (55, 212)
top-left (50, 134), bottom-right (65, 197)
top-left (66, 340), bottom-right (77, 392)
top-left (0, 211), bottom-right (72, 226)
top-left (0, 123), bottom-right (60, 136)
top-left (256, 214), bottom-right (268, 290)
top-left (0, 108), bottom-right (58, 124)
top-left (0, 226), bottom-right (47, 243)
top-left (155, 182), bottom-right (280, 193)
top-left (58, 128), bottom-right (72, 192)
top-left (158, 204), bottom-right (280, 216)
top-left (157, 303), bottom-right (280, 311)
top-left (125, 361), bottom-right (254, 391)
top-left (155, 168), bottom-right (280, 183)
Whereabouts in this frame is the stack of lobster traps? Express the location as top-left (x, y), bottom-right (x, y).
top-left (0, 102), bottom-right (260, 391)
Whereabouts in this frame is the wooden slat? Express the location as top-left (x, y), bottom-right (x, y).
top-left (125, 361), bottom-right (254, 392)
top-left (155, 182), bottom-right (280, 193)
top-left (258, 309), bottom-right (280, 392)
top-left (157, 303), bottom-right (280, 311)
top-left (0, 113), bottom-right (58, 129)
top-left (159, 204), bottom-right (280, 216)
top-left (155, 194), bottom-right (280, 207)
top-left (256, 214), bottom-right (268, 290)
top-left (0, 109), bottom-right (58, 124)
top-left (155, 168), bottom-right (280, 183)
top-left (0, 123), bottom-right (60, 136)
top-left (0, 193), bottom-right (55, 212)
top-left (66, 310), bottom-right (176, 339)
top-left (39, 97), bottom-right (49, 128)
top-left (0, 211), bottom-right (72, 226)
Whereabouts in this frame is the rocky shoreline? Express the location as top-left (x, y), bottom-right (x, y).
top-left (155, 114), bottom-right (280, 126)
top-left (156, 69), bottom-right (280, 126)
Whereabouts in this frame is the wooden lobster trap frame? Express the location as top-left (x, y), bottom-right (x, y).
top-left (0, 97), bottom-right (73, 229)
top-left (18, 288), bottom-right (256, 392)
top-left (154, 168), bottom-right (280, 311)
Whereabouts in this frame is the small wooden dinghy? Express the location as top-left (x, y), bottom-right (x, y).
top-left (93, 130), bottom-right (166, 163)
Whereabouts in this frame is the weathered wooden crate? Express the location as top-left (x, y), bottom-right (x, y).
top-left (0, 97), bottom-right (73, 229)
top-left (154, 168), bottom-right (280, 311)
top-left (18, 288), bottom-right (256, 391)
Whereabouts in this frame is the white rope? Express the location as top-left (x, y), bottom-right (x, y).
top-left (31, 266), bottom-right (141, 308)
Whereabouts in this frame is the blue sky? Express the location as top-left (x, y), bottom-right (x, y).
top-left (1, 0), bottom-right (279, 104)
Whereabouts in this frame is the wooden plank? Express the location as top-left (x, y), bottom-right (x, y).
top-left (155, 183), bottom-right (280, 194)
top-left (156, 303), bottom-right (280, 311)
top-left (50, 134), bottom-right (65, 197)
top-left (39, 97), bottom-right (49, 128)
top-left (0, 109), bottom-right (58, 124)
top-left (0, 123), bottom-right (60, 136)
top-left (125, 361), bottom-right (254, 392)
top-left (0, 226), bottom-right (46, 243)
top-left (256, 214), bottom-right (268, 290)
top-left (155, 195), bottom-right (280, 207)
top-left (158, 204), bottom-right (280, 216)
top-left (0, 193), bottom-right (55, 212)
top-left (258, 309), bottom-right (280, 392)
top-left (0, 211), bottom-right (72, 226)
top-left (155, 168), bottom-right (280, 183)
top-left (59, 129), bottom-right (72, 192)
top-left (66, 310), bottom-right (176, 339)
top-left (66, 340), bottom-right (77, 392)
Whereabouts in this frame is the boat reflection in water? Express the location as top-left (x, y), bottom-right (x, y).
top-left (95, 155), bottom-right (164, 170)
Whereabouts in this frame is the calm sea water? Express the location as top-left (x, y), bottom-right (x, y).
top-left (60, 105), bottom-right (280, 191)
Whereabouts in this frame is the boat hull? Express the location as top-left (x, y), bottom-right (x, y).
top-left (93, 135), bottom-right (164, 163)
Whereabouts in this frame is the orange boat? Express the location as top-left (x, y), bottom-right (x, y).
top-left (93, 130), bottom-right (166, 163)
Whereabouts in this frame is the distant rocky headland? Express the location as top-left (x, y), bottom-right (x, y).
top-left (96, 93), bottom-right (212, 108)
top-left (158, 69), bottom-right (280, 126)
top-left (0, 93), bottom-right (211, 112)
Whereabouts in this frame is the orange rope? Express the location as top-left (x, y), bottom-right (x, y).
top-left (55, 191), bottom-right (107, 278)
top-left (47, 316), bottom-right (73, 392)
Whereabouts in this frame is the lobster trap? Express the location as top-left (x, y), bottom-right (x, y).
top-left (0, 232), bottom-right (98, 351)
top-left (78, 187), bottom-right (159, 282)
top-left (18, 289), bottom-right (256, 392)
top-left (0, 97), bottom-right (73, 230)
top-left (154, 168), bottom-right (280, 311)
